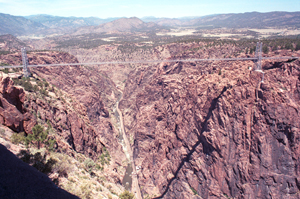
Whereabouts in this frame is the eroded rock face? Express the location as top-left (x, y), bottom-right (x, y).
top-left (0, 51), bottom-right (127, 184)
top-left (29, 52), bottom-right (124, 161)
top-left (26, 94), bottom-right (105, 157)
top-left (20, 51), bottom-right (127, 183)
top-left (0, 76), bottom-right (36, 133)
top-left (120, 48), bottom-right (300, 198)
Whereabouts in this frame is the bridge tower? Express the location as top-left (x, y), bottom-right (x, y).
top-left (21, 47), bottom-right (30, 77)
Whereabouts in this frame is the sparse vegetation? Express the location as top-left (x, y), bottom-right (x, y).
top-left (119, 190), bottom-right (135, 199)
top-left (13, 76), bottom-right (53, 96)
top-left (23, 81), bottom-right (33, 92)
top-left (99, 147), bottom-right (111, 166)
top-left (190, 187), bottom-right (197, 195)
top-left (84, 158), bottom-right (96, 175)
top-left (223, 193), bottom-right (232, 199)
top-left (1, 68), bottom-right (10, 74)
top-left (13, 124), bottom-right (57, 151)
top-left (218, 69), bottom-right (222, 76)
top-left (262, 45), bottom-right (269, 54)
top-left (285, 42), bottom-right (294, 50)
top-left (0, 62), bottom-right (10, 66)
top-left (40, 88), bottom-right (49, 96)
top-left (10, 132), bottom-right (26, 144)
top-left (0, 128), bottom-right (5, 136)
top-left (13, 77), bottom-right (34, 92)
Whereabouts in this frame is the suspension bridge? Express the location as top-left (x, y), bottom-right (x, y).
top-left (0, 42), bottom-right (299, 78)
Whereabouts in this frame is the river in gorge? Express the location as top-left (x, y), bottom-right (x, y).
top-left (113, 91), bottom-right (132, 190)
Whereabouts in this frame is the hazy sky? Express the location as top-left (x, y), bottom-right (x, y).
top-left (0, 0), bottom-right (299, 18)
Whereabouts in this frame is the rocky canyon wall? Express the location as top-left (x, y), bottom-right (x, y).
top-left (120, 48), bottom-right (300, 198)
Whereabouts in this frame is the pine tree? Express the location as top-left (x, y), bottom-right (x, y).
top-left (28, 124), bottom-right (48, 149)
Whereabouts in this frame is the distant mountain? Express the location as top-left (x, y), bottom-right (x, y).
top-left (1, 11), bottom-right (300, 37)
top-left (190, 11), bottom-right (300, 28)
top-left (0, 13), bottom-right (46, 36)
top-left (74, 17), bottom-right (163, 35)
top-left (141, 14), bottom-right (218, 26)
top-left (143, 12), bottom-right (300, 28)
top-left (25, 15), bottom-right (119, 29)
top-left (142, 17), bottom-right (185, 26)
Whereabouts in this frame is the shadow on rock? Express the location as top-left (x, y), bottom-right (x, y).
top-left (0, 144), bottom-right (79, 199)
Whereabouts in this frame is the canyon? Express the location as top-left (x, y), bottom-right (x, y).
top-left (0, 32), bottom-right (300, 199)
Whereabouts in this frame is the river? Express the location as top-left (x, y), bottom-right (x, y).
top-left (113, 91), bottom-right (141, 198)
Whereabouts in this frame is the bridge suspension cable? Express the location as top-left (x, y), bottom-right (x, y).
top-left (0, 46), bottom-right (298, 76)
top-left (1, 56), bottom-right (299, 69)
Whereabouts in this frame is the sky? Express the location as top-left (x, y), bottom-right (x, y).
top-left (0, 0), bottom-right (299, 18)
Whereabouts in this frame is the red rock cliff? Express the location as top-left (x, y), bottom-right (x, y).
top-left (120, 49), bottom-right (300, 198)
top-left (0, 76), bottom-right (36, 133)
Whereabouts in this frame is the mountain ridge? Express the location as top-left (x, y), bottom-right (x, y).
top-left (1, 11), bottom-right (300, 36)
top-left (0, 13), bottom-right (46, 36)
top-left (25, 14), bottom-right (119, 28)
top-left (74, 17), bottom-right (162, 34)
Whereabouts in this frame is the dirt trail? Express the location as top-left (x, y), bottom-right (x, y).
top-left (116, 90), bottom-right (142, 199)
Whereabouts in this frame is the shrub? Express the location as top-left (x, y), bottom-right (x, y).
top-left (23, 81), bottom-right (33, 92)
top-left (27, 124), bottom-right (48, 149)
top-left (49, 86), bottom-right (55, 92)
top-left (52, 156), bottom-right (72, 178)
top-left (262, 46), bottom-right (269, 54)
top-left (11, 132), bottom-right (26, 144)
top-left (44, 82), bottom-right (49, 87)
top-left (0, 128), bottom-right (5, 136)
top-left (284, 43), bottom-right (294, 50)
top-left (190, 187), bottom-right (197, 195)
top-left (37, 81), bottom-right (44, 88)
top-left (12, 78), bottom-right (20, 85)
top-left (2, 68), bottom-right (9, 74)
top-left (12, 68), bottom-right (21, 73)
top-left (99, 147), bottom-right (111, 166)
top-left (84, 158), bottom-right (95, 175)
top-left (40, 89), bottom-right (49, 96)
top-left (33, 85), bottom-right (39, 92)
top-left (119, 190), bottom-right (134, 199)
top-left (95, 164), bottom-right (103, 170)
top-left (249, 46), bottom-right (255, 54)
top-left (45, 138), bottom-right (57, 151)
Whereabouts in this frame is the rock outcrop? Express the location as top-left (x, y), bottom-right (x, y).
top-left (0, 76), bottom-right (36, 133)
top-left (120, 47), bottom-right (300, 198)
